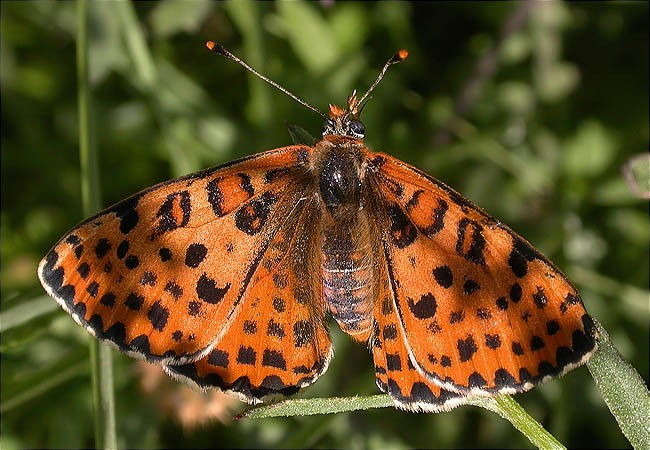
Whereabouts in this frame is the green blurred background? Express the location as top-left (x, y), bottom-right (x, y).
top-left (1, 1), bottom-right (648, 448)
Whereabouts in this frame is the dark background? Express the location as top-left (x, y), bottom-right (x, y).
top-left (2, 1), bottom-right (648, 448)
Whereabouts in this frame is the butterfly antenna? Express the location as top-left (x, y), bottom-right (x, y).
top-left (357, 49), bottom-right (408, 112)
top-left (206, 41), bottom-right (327, 119)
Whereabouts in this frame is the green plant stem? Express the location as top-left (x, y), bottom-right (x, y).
top-left (241, 393), bottom-right (564, 449)
top-left (77, 0), bottom-right (117, 448)
top-left (469, 396), bottom-right (565, 449)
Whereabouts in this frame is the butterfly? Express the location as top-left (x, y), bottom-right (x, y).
top-left (38, 42), bottom-right (598, 412)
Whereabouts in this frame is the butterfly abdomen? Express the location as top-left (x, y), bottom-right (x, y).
top-left (321, 217), bottom-right (376, 342)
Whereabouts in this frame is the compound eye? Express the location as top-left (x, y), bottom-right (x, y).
top-left (322, 119), bottom-right (335, 136)
top-left (349, 119), bottom-right (365, 138)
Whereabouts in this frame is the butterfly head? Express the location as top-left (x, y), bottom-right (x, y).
top-left (322, 90), bottom-right (366, 140)
top-left (322, 49), bottom-right (408, 140)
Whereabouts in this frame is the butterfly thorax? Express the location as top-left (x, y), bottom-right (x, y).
top-left (315, 136), bottom-right (365, 214)
top-left (317, 93), bottom-right (368, 213)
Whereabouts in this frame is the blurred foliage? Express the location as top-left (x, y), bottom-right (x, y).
top-left (1, 1), bottom-right (648, 448)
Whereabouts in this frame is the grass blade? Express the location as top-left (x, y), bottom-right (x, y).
top-left (77, 0), bottom-right (117, 447)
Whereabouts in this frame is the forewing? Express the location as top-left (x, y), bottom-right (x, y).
top-left (368, 152), bottom-right (598, 394)
top-left (165, 195), bottom-right (332, 403)
top-left (38, 146), bottom-right (313, 364)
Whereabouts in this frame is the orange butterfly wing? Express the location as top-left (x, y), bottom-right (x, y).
top-left (368, 151), bottom-right (598, 394)
top-left (371, 251), bottom-right (466, 412)
top-left (166, 194), bottom-right (332, 403)
top-left (38, 145), bottom-right (317, 365)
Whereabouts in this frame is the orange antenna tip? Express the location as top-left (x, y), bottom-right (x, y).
top-left (357, 48), bottom-right (409, 108)
top-left (206, 41), bottom-right (216, 50)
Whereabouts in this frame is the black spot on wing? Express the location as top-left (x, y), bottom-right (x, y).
top-left (449, 310), bottom-right (464, 324)
top-left (95, 238), bottom-right (111, 258)
top-left (86, 281), bottom-right (99, 297)
top-left (262, 349), bottom-right (287, 370)
top-left (485, 334), bottom-right (501, 349)
top-left (196, 273), bottom-right (230, 304)
top-left (187, 301), bottom-right (201, 317)
top-left (510, 283), bottom-right (522, 303)
top-left (267, 319), bottom-right (286, 339)
top-left (104, 322), bottom-right (126, 347)
top-left (207, 349), bottom-right (229, 367)
top-left (386, 353), bottom-right (402, 371)
top-left (148, 301), bottom-right (170, 331)
top-left (100, 292), bottom-right (116, 307)
top-left (383, 324), bottom-right (398, 340)
top-left (387, 204), bottom-right (417, 248)
top-left (164, 281), bottom-right (183, 299)
top-left (124, 292), bottom-right (144, 311)
top-left (116, 240), bottom-right (129, 259)
top-left (468, 372), bottom-right (487, 388)
top-left (530, 335), bottom-right (545, 351)
top-left (88, 314), bottom-right (103, 331)
top-left (140, 271), bottom-right (157, 286)
top-left (237, 346), bottom-right (256, 365)
top-left (159, 247), bottom-right (172, 262)
top-left (264, 168), bottom-right (291, 183)
top-left (124, 255), bottom-right (139, 269)
top-left (546, 320), bottom-right (560, 335)
top-left (185, 243), bottom-right (208, 268)
top-left (130, 334), bottom-right (151, 354)
top-left (512, 342), bottom-right (525, 356)
top-left (494, 369), bottom-right (517, 388)
top-left (533, 287), bottom-right (548, 309)
top-left (152, 191), bottom-right (191, 238)
top-left (77, 262), bottom-right (90, 279)
top-left (66, 235), bottom-right (81, 245)
top-left (235, 191), bottom-right (278, 235)
top-left (508, 238), bottom-right (539, 278)
top-left (272, 297), bottom-right (286, 313)
top-left (243, 320), bottom-right (257, 335)
top-left (463, 279), bottom-right (480, 295)
top-left (432, 265), bottom-right (453, 288)
top-left (406, 293), bottom-right (437, 319)
top-left (107, 194), bottom-right (141, 235)
top-left (456, 218), bottom-right (486, 265)
top-left (457, 335), bottom-right (478, 362)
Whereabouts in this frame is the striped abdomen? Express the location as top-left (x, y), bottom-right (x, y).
top-left (321, 220), bottom-right (376, 342)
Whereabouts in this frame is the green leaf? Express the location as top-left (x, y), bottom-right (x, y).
top-left (286, 123), bottom-right (316, 146)
top-left (563, 120), bottom-right (617, 177)
top-left (588, 320), bottom-right (650, 449)
top-left (0, 295), bottom-right (57, 333)
top-left (238, 395), bottom-right (394, 419)
top-left (276, 1), bottom-right (339, 74)
top-left (1, 349), bottom-right (89, 414)
top-left (240, 393), bottom-right (565, 447)
top-left (468, 396), bottom-right (565, 449)
top-left (149, 0), bottom-right (214, 38)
